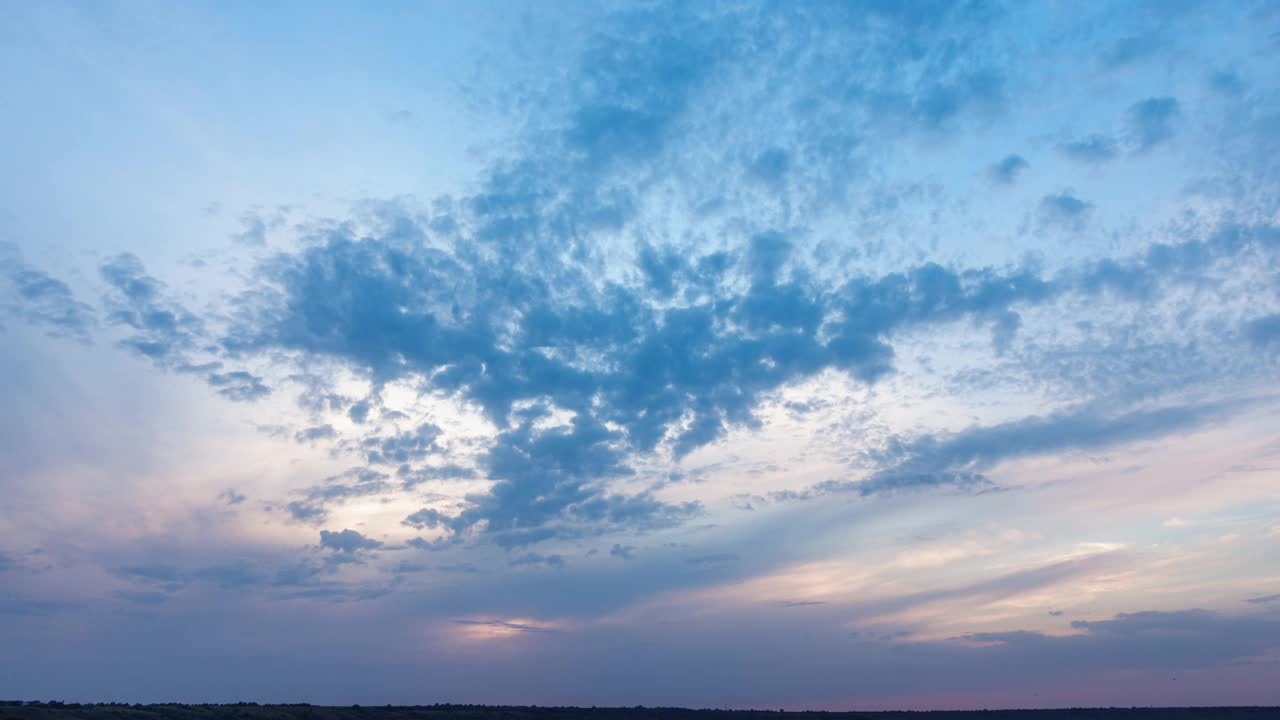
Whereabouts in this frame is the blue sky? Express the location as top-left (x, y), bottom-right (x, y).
top-left (3, 0), bottom-right (1280, 710)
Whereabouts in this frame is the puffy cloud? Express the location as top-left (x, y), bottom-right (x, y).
top-left (318, 529), bottom-right (384, 554)
top-left (402, 508), bottom-right (449, 531)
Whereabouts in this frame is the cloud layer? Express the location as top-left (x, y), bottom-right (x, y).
top-left (2, 0), bottom-right (1280, 709)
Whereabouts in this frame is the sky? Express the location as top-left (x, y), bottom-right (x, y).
top-left (2, 0), bottom-right (1280, 711)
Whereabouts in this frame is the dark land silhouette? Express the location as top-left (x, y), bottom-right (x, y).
top-left (2, 703), bottom-right (1277, 720)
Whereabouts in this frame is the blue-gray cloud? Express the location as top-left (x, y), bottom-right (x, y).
top-left (0, 245), bottom-right (95, 340)
top-left (101, 253), bottom-right (206, 365)
top-left (780, 398), bottom-right (1243, 501)
top-left (319, 529), bottom-right (384, 554)
top-left (1129, 96), bottom-right (1180, 150)
top-left (1059, 134), bottom-right (1119, 164)
top-left (988, 154), bottom-right (1028, 184)
top-left (1038, 191), bottom-right (1094, 231)
top-left (508, 552), bottom-right (565, 569)
top-left (218, 488), bottom-right (247, 506)
top-left (1098, 33), bottom-right (1164, 69)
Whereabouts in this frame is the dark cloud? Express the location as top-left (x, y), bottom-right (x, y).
top-left (1246, 593), bottom-right (1280, 604)
top-left (318, 529), bottom-right (384, 554)
top-left (609, 543), bottom-right (636, 560)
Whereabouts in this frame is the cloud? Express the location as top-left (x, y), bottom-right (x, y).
top-left (0, 593), bottom-right (79, 616)
top-left (0, 246), bottom-right (96, 341)
top-left (747, 147), bottom-right (790, 186)
top-left (1059, 134), bottom-right (1118, 164)
top-left (294, 424), bottom-right (337, 443)
top-left (451, 618), bottom-right (556, 634)
top-left (362, 423), bottom-right (442, 465)
top-left (1098, 33), bottom-right (1163, 69)
top-left (299, 468), bottom-right (392, 508)
top-left (793, 399), bottom-right (1241, 499)
top-left (609, 543), bottom-right (636, 560)
top-left (213, 209), bottom-right (1280, 544)
top-left (402, 508), bottom-right (449, 530)
top-left (399, 464), bottom-right (476, 489)
top-left (100, 253), bottom-right (205, 365)
top-left (182, 3), bottom-right (1280, 551)
top-left (962, 609), bottom-right (1280, 672)
top-left (508, 552), bottom-right (565, 569)
top-left (192, 560), bottom-right (263, 590)
top-left (286, 500), bottom-right (328, 525)
top-left (232, 213), bottom-right (268, 246)
top-left (988, 154), bottom-right (1028, 184)
top-left (206, 370), bottom-right (270, 401)
top-left (1208, 69), bottom-right (1246, 95)
top-left (1129, 96), bottom-right (1180, 150)
top-left (1038, 191), bottom-right (1094, 231)
top-left (1245, 314), bottom-right (1280, 347)
top-left (1246, 593), bottom-right (1280, 605)
top-left (218, 488), bottom-right (247, 506)
top-left (318, 529), bottom-right (383, 554)
top-left (688, 553), bottom-right (738, 566)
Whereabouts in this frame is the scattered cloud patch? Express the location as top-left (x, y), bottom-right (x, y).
top-left (318, 529), bottom-right (383, 553)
